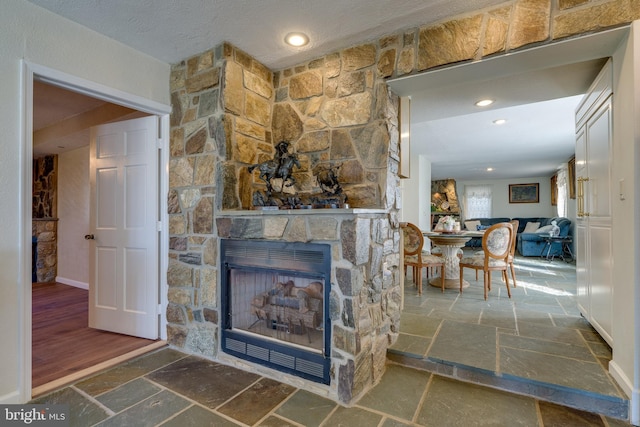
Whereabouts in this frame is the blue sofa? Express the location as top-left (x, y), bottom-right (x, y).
top-left (463, 217), bottom-right (510, 247)
top-left (516, 217), bottom-right (572, 257)
top-left (463, 216), bottom-right (572, 257)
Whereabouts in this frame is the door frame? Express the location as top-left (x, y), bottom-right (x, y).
top-left (21, 61), bottom-right (171, 401)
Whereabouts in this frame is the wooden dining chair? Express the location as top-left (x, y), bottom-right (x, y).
top-left (459, 222), bottom-right (514, 300)
top-left (507, 219), bottom-right (519, 287)
top-left (402, 223), bottom-right (445, 294)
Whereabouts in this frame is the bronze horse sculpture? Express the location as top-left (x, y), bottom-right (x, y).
top-left (313, 164), bottom-right (343, 195)
top-left (248, 152), bottom-right (300, 193)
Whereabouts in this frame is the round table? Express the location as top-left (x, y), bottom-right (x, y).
top-left (426, 234), bottom-right (472, 289)
top-left (540, 235), bottom-right (574, 262)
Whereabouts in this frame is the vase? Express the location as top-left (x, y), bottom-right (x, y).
top-left (443, 223), bottom-right (454, 232)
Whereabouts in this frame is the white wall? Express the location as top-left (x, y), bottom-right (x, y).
top-left (456, 176), bottom-right (557, 219)
top-left (609, 22), bottom-right (640, 422)
top-left (0, 0), bottom-right (170, 403)
top-left (400, 154), bottom-right (431, 229)
top-left (57, 146), bottom-right (90, 287)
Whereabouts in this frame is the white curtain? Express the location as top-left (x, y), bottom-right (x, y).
top-left (464, 185), bottom-right (492, 219)
top-left (556, 169), bottom-right (568, 217)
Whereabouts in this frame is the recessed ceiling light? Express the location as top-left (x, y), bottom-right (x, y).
top-left (284, 32), bottom-right (309, 47)
top-left (475, 99), bottom-right (494, 107)
top-left (486, 167), bottom-right (494, 172)
top-left (493, 119), bottom-right (506, 125)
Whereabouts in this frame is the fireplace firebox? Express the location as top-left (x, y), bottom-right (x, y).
top-left (220, 239), bottom-right (331, 384)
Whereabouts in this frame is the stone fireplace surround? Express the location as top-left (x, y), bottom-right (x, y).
top-left (168, 38), bottom-right (404, 403)
top-left (213, 209), bottom-right (401, 403)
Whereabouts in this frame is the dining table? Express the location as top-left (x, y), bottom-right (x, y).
top-left (423, 231), bottom-right (477, 289)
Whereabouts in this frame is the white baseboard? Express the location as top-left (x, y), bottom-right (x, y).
top-left (609, 360), bottom-right (633, 397)
top-left (55, 276), bottom-right (88, 290)
top-left (609, 360), bottom-right (639, 424)
top-left (0, 390), bottom-right (21, 404)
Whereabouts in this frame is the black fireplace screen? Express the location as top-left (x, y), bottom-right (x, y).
top-left (220, 239), bottom-right (331, 384)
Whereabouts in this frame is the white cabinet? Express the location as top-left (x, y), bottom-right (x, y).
top-left (574, 59), bottom-right (613, 346)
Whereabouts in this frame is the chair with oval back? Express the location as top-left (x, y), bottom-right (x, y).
top-left (459, 222), bottom-right (514, 300)
top-left (402, 223), bottom-right (445, 294)
top-left (507, 219), bottom-right (519, 287)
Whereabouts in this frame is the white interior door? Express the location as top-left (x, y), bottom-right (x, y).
top-left (89, 116), bottom-right (159, 339)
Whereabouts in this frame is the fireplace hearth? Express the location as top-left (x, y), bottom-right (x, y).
top-left (220, 239), bottom-right (331, 384)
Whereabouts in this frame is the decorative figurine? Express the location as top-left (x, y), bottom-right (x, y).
top-left (313, 163), bottom-right (343, 196)
top-left (248, 141), bottom-right (348, 209)
top-left (248, 141), bottom-right (300, 194)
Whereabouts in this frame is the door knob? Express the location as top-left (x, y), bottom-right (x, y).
top-left (84, 234), bottom-right (95, 240)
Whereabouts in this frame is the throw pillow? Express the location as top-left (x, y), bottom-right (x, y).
top-left (523, 222), bottom-right (540, 233)
top-left (464, 220), bottom-right (480, 231)
top-left (535, 225), bottom-right (554, 234)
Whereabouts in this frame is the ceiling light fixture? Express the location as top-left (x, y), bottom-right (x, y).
top-left (486, 167), bottom-right (494, 172)
top-left (475, 99), bottom-right (494, 107)
top-left (493, 119), bottom-right (506, 125)
top-left (284, 32), bottom-right (309, 47)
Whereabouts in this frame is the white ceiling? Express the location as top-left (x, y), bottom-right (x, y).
top-left (27, 1), bottom-right (627, 180)
top-left (26, 0), bottom-right (506, 69)
top-left (395, 59), bottom-right (607, 180)
top-left (389, 27), bottom-right (626, 180)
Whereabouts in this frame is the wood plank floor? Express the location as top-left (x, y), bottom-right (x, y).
top-left (32, 282), bottom-right (157, 388)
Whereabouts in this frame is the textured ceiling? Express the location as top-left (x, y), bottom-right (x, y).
top-left (27, 1), bottom-right (626, 180)
top-left (26, 0), bottom-right (505, 69)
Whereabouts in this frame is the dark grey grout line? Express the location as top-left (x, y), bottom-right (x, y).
top-left (143, 373), bottom-right (260, 426)
top-left (151, 403), bottom-right (196, 427)
top-left (412, 372), bottom-right (434, 425)
top-left (212, 375), bottom-right (264, 412)
top-left (68, 384), bottom-right (115, 418)
top-left (498, 343), bottom-right (604, 365)
top-left (495, 327), bottom-right (501, 374)
top-left (253, 386), bottom-right (304, 427)
top-left (110, 377), bottom-right (205, 426)
top-left (422, 319), bottom-right (444, 358)
top-left (317, 404), bottom-right (341, 427)
top-left (352, 402), bottom-right (415, 426)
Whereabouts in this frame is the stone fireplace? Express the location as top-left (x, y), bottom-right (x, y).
top-left (213, 209), bottom-right (401, 403)
top-left (220, 238), bottom-right (332, 384)
top-left (168, 39), bottom-right (403, 403)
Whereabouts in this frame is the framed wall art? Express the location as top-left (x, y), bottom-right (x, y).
top-left (509, 183), bottom-right (539, 203)
top-left (568, 156), bottom-right (576, 199)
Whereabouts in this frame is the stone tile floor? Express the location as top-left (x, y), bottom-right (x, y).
top-left (389, 251), bottom-right (631, 423)
top-left (32, 253), bottom-right (634, 426)
top-left (33, 347), bottom-right (632, 426)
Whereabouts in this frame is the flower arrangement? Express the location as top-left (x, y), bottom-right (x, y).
top-left (442, 215), bottom-right (456, 227)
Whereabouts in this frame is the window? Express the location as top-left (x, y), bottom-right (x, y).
top-left (556, 169), bottom-right (568, 217)
top-left (464, 185), bottom-right (492, 219)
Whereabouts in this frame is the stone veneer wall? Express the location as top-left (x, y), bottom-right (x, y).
top-left (168, 42), bottom-right (403, 402)
top-left (33, 155), bottom-right (57, 219)
top-left (32, 219), bottom-right (57, 283)
top-left (32, 155), bottom-right (58, 283)
top-left (167, 0), bottom-right (639, 404)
